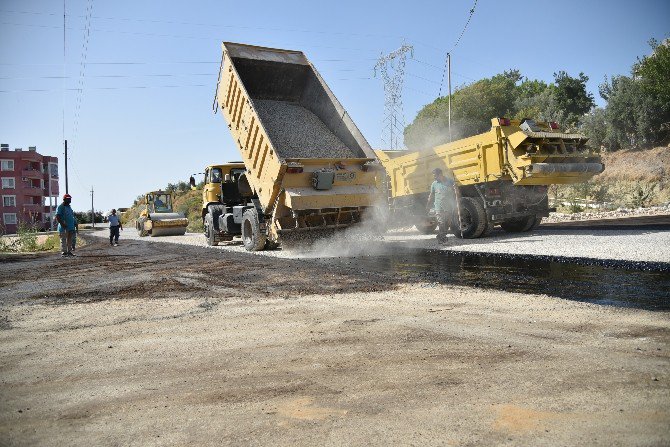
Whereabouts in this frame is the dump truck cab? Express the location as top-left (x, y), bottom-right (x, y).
top-left (200, 163), bottom-right (247, 217)
top-left (196, 162), bottom-right (253, 246)
top-left (136, 190), bottom-right (189, 237)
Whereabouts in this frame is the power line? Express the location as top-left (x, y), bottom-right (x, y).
top-left (0, 84), bottom-right (209, 93)
top-left (439, 0), bottom-right (479, 96)
top-left (0, 9), bottom-right (404, 41)
top-left (71, 0), bottom-right (94, 148)
top-left (0, 73), bottom-right (215, 80)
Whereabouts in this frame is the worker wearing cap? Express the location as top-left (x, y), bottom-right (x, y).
top-left (427, 168), bottom-right (454, 244)
top-left (108, 209), bottom-right (123, 246)
top-left (55, 194), bottom-right (76, 257)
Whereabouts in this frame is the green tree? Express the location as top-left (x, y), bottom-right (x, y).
top-left (553, 71), bottom-right (595, 128)
top-left (634, 39), bottom-right (670, 105)
top-left (599, 74), bottom-right (666, 149)
top-left (404, 70), bottom-right (521, 150)
top-left (514, 88), bottom-right (566, 124)
top-left (579, 107), bottom-right (608, 149)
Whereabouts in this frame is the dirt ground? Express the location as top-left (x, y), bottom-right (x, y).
top-left (0, 235), bottom-right (669, 446)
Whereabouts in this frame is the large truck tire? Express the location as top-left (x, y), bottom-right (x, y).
top-left (205, 214), bottom-right (218, 246)
top-left (500, 216), bottom-right (536, 233)
top-left (480, 219), bottom-right (494, 238)
top-left (242, 208), bottom-right (266, 251)
top-left (451, 197), bottom-right (487, 239)
top-left (530, 216), bottom-right (543, 230)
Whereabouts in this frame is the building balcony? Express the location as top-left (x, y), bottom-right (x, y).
top-left (21, 203), bottom-right (42, 212)
top-left (22, 169), bottom-right (43, 179)
top-left (17, 151), bottom-right (42, 162)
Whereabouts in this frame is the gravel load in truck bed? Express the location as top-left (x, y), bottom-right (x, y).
top-left (253, 99), bottom-right (362, 159)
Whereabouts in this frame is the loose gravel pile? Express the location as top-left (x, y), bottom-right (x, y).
top-left (253, 99), bottom-right (361, 159)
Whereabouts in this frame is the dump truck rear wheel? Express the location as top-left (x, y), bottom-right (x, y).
top-left (480, 219), bottom-right (494, 237)
top-left (500, 216), bottom-right (536, 233)
top-left (451, 197), bottom-right (487, 239)
top-left (242, 208), bottom-right (266, 251)
top-left (530, 216), bottom-right (543, 230)
top-left (205, 214), bottom-right (218, 246)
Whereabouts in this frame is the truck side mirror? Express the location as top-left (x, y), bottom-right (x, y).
top-left (189, 176), bottom-right (196, 189)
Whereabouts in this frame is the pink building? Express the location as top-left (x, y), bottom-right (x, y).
top-left (0, 144), bottom-right (59, 234)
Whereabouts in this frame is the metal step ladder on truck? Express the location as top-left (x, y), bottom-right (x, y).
top-left (136, 191), bottom-right (189, 237)
top-left (212, 42), bottom-right (382, 251)
top-left (375, 118), bottom-right (605, 238)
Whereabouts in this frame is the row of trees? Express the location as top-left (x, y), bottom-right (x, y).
top-left (586, 39), bottom-right (670, 149)
top-left (404, 39), bottom-right (669, 151)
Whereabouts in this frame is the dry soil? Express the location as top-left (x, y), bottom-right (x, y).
top-left (0, 234), bottom-right (668, 446)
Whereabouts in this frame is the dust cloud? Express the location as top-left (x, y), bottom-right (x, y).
top-left (279, 199), bottom-right (394, 259)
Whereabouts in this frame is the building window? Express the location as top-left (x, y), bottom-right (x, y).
top-left (2, 195), bottom-right (16, 207)
top-left (49, 163), bottom-right (58, 178)
top-left (3, 213), bottom-right (17, 225)
top-left (1, 178), bottom-right (15, 189)
top-left (1, 160), bottom-right (14, 171)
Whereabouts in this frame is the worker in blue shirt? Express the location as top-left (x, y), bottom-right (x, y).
top-left (427, 168), bottom-right (455, 244)
top-left (108, 209), bottom-right (123, 246)
top-left (55, 194), bottom-right (76, 257)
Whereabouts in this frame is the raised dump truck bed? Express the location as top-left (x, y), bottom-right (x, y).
top-left (214, 42), bottom-right (380, 250)
top-left (376, 118), bottom-right (605, 238)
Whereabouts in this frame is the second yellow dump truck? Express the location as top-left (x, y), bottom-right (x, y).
top-left (376, 118), bottom-right (605, 238)
top-left (190, 162), bottom-right (247, 246)
top-left (213, 42), bottom-right (381, 251)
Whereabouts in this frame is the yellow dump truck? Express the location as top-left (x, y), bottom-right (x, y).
top-left (376, 118), bottom-right (604, 238)
top-left (190, 162), bottom-right (248, 246)
top-left (213, 42), bottom-right (380, 251)
top-left (136, 191), bottom-right (189, 237)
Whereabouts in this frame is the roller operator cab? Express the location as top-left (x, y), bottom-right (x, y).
top-left (376, 117), bottom-right (605, 238)
top-left (136, 191), bottom-right (189, 237)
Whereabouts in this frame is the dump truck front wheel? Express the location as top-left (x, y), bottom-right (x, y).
top-left (501, 216), bottom-right (536, 233)
top-left (242, 208), bottom-right (266, 251)
top-left (451, 197), bottom-right (487, 239)
top-left (205, 214), bottom-right (218, 246)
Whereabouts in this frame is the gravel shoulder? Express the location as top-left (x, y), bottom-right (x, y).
top-left (91, 219), bottom-right (670, 265)
top-left (0, 233), bottom-right (668, 446)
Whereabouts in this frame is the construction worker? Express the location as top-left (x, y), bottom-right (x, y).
top-left (426, 168), bottom-right (454, 244)
top-left (55, 194), bottom-right (76, 256)
top-left (108, 209), bottom-right (123, 246)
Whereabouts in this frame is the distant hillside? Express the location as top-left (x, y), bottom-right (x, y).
top-left (599, 146), bottom-right (670, 183)
top-left (552, 146), bottom-right (669, 211)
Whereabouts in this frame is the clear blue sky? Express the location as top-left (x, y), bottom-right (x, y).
top-left (1, 0), bottom-right (668, 212)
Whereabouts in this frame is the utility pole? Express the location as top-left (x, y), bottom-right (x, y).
top-left (447, 53), bottom-right (452, 142)
top-left (64, 139), bottom-right (69, 194)
top-left (90, 186), bottom-right (94, 228)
